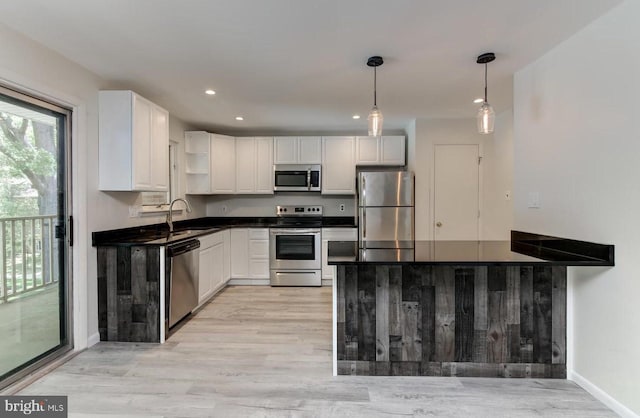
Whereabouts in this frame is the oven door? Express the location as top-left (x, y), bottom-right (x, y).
top-left (269, 229), bottom-right (321, 269)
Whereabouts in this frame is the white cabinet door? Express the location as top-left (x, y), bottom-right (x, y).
top-left (355, 136), bottom-right (378, 165)
top-left (380, 135), bottom-right (405, 165)
top-left (322, 136), bottom-right (356, 195)
top-left (230, 228), bottom-right (249, 278)
top-left (131, 94), bottom-right (153, 190)
top-left (198, 245), bottom-right (215, 303)
top-left (248, 229), bottom-right (269, 279)
top-left (235, 137), bottom-right (256, 194)
top-left (274, 137), bottom-right (298, 164)
top-left (298, 137), bottom-right (322, 164)
top-left (99, 90), bottom-right (169, 192)
top-left (255, 137), bottom-right (274, 194)
top-left (211, 134), bottom-right (236, 194)
top-left (222, 229), bottom-right (231, 283)
top-left (321, 228), bottom-right (357, 283)
top-left (151, 105), bottom-right (169, 190)
top-left (210, 242), bottom-right (225, 293)
top-left (274, 136), bottom-right (321, 164)
top-left (198, 232), bottom-right (226, 304)
top-left (355, 135), bottom-right (406, 166)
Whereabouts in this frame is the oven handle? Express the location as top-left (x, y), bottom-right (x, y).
top-left (270, 229), bottom-right (320, 235)
top-left (307, 169), bottom-right (311, 191)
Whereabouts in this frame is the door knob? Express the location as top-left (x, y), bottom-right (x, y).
top-left (436, 222), bottom-right (442, 227)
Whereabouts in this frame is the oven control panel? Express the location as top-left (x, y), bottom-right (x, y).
top-left (276, 205), bottom-right (323, 216)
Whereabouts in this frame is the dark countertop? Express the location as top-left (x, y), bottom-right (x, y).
top-left (92, 216), bottom-right (356, 246)
top-left (328, 233), bottom-right (614, 267)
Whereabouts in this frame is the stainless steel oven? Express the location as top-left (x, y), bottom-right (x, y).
top-left (269, 205), bottom-right (322, 286)
top-left (273, 164), bottom-right (321, 192)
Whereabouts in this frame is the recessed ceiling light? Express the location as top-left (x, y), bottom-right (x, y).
top-left (235, 116), bottom-right (244, 121)
top-left (352, 115), bottom-right (361, 120)
top-left (205, 89), bottom-right (216, 95)
top-left (473, 98), bottom-right (484, 104)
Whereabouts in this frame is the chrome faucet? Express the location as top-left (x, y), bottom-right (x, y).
top-left (166, 198), bottom-right (193, 233)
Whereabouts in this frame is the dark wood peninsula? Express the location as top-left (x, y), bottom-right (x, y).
top-left (328, 231), bottom-right (614, 378)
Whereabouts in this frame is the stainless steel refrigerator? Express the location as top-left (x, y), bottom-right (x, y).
top-left (357, 170), bottom-right (415, 261)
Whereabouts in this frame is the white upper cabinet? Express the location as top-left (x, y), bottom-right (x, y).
top-left (322, 136), bottom-right (356, 195)
top-left (235, 137), bottom-right (274, 194)
top-left (235, 137), bottom-right (256, 194)
top-left (99, 90), bottom-right (169, 191)
top-left (255, 137), bottom-right (274, 193)
top-left (355, 135), bottom-right (405, 166)
top-left (211, 134), bottom-right (236, 194)
top-left (274, 136), bottom-right (321, 164)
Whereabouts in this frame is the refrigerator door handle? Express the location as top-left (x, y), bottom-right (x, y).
top-left (363, 208), bottom-right (366, 239)
top-left (361, 176), bottom-right (366, 207)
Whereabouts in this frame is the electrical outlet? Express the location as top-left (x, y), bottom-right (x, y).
top-left (528, 192), bottom-right (540, 208)
top-left (339, 203), bottom-right (345, 212)
top-left (505, 191), bottom-right (511, 201)
top-left (221, 205), bottom-right (228, 214)
top-left (129, 205), bottom-right (139, 217)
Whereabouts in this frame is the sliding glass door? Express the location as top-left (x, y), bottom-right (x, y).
top-left (0, 85), bottom-right (71, 387)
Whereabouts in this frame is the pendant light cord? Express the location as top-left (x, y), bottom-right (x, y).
top-left (484, 63), bottom-right (488, 103)
top-left (373, 66), bottom-right (377, 106)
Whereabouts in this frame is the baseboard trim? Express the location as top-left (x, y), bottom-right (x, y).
top-left (87, 332), bottom-right (101, 348)
top-left (569, 370), bottom-right (638, 418)
top-left (228, 278), bottom-right (270, 286)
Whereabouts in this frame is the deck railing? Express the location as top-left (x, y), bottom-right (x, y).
top-left (0, 215), bottom-right (58, 304)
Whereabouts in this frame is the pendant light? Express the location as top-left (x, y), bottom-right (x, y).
top-left (476, 52), bottom-right (496, 134)
top-left (367, 56), bottom-right (384, 137)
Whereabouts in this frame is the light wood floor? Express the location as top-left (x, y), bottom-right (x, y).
top-left (20, 286), bottom-right (615, 417)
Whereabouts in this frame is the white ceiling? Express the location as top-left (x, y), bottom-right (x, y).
top-left (0, 0), bottom-right (622, 135)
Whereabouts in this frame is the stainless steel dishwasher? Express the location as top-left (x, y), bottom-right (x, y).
top-left (166, 239), bottom-right (200, 330)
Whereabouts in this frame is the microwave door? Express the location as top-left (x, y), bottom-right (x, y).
top-left (274, 170), bottom-right (308, 191)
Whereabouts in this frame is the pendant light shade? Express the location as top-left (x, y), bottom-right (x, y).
top-left (476, 52), bottom-right (496, 135)
top-left (367, 56), bottom-right (384, 137)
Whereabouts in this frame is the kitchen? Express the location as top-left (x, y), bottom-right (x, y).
top-left (0, 1), bottom-right (639, 417)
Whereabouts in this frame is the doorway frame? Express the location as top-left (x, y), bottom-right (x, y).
top-left (0, 68), bottom-right (88, 390)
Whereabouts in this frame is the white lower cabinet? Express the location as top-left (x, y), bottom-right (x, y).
top-left (321, 228), bottom-right (357, 285)
top-left (198, 231), bottom-right (228, 305)
top-left (230, 228), bottom-right (270, 282)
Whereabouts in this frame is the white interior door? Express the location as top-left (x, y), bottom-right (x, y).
top-left (434, 144), bottom-right (480, 240)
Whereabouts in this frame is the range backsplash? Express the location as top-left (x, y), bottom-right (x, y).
top-left (205, 193), bottom-right (356, 217)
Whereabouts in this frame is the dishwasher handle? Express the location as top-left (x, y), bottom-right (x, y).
top-left (167, 239), bottom-right (200, 256)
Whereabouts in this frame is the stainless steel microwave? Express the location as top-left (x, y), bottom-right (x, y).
top-left (273, 164), bottom-right (321, 192)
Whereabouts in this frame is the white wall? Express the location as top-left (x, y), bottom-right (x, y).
top-left (513, 1), bottom-right (640, 415)
top-left (408, 116), bottom-right (513, 240)
top-left (0, 22), bottom-right (204, 348)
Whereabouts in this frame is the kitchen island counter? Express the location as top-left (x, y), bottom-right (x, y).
top-left (328, 231), bottom-right (613, 378)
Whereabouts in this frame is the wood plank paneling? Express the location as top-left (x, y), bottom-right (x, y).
top-left (487, 291), bottom-right (507, 363)
top-left (357, 265), bottom-right (376, 361)
top-left (551, 266), bottom-right (567, 365)
top-left (97, 246), bottom-right (162, 343)
top-left (335, 263), bottom-right (567, 378)
top-left (401, 301), bottom-right (421, 361)
top-left (533, 266), bottom-right (552, 364)
top-left (343, 265), bottom-right (358, 360)
top-left (375, 266), bottom-right (389, 361)
top-left (388, 266), bottom-right (402, 361)
top-left (434, 267), bottom-right (455, 362)
top-left (520, 266), bottom-right (534, 363)
top-left (455, 268), bottom-right (474, 362)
